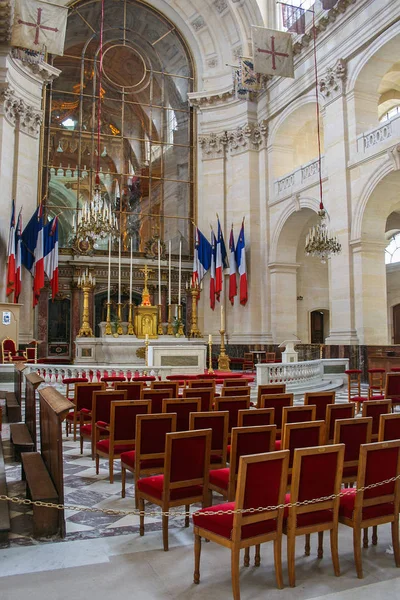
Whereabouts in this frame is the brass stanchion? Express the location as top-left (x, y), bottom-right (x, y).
top-left (105, 301), bottom-right (112, 335)
top-left (167, 304), bottom-right (174, 335)
top-left (189, 280), bottom-right (202, 338)
top-left (208, 335), bottom-right (214, 374)
top-left (218, 329), bottom-right (231, 371)
top-left (127, 302), bottom-right (134, 335)
top-left (77, 269), bottom-right (96, 338)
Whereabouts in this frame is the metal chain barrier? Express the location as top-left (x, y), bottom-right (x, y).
top-left (0, 474), bottom-right (399, 519)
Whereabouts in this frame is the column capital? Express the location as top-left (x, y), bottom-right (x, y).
top-left (0, 83), bottom-right (43, 136)
top-left (319, 59), bottom-right (347, 105)
top-left (199, 120), bottom-right (268, 159)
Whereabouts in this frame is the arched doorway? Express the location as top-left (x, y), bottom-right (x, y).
top-left (310, 309), bottom-right (330, 344)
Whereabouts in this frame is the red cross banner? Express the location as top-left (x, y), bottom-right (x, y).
top-left (11, 0), bottom-right (68, 56)
top-left (252, 26), bottom-right (294, 79)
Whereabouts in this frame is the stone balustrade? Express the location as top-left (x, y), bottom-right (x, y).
top-left (274, 156), bottom-right (325, 200)
top-left (356, 113), bottom-right (400, 154)
top-left (256, 358), bottom-right (348, 393)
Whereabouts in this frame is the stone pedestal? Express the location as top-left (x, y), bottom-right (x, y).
top-left (279, 340), bottom-right (299, 363)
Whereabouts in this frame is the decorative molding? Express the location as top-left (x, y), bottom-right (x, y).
top-left (214, 0), bottom-right (228, 13)
top-left (319, 59), bottom-right (347, 103)
top-left (199, 121), bottom-right (268, 158)
top-left (188, 85), bottom-right (234, 108)
top-left (206, 57), bottom-right (218, 69)
top-left (0, 0), bottom-right (13, 44)
top-left (388, 144), bottom-right (400, 171)
top-left (191, 16), bottom-right (206, 32)
top-left (0, 84), bottom-right (43, 136)
top-left (198, 131), bottom-right (228, 159)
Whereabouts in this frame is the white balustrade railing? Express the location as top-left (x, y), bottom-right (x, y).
top-left (256, 360), bottom-right (324, 386)
top-left (274, 156), bottom-right (325, 200)
top-left (357, 113), bottom-right (400, 153)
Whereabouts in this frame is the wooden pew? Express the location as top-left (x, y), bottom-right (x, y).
top-left (0, 434), bottom-right (11, 545)
top-left (10, 372), bottom-right (43, 460)
top-left (5, 391), bottom-right (21, 423)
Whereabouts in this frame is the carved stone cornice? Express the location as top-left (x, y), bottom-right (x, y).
top-left (11, 49), bottom-right (61, 84)
top-left (319, 59), bottom-right (347, 103)
top-left (188, 85), bottom-right (234, 109)
top-left (199, 121), bottom-right (268, 158)
top-left (0, 84), bottom-right (43, 136)
top-left (0, 0), bottom-right (13, 45)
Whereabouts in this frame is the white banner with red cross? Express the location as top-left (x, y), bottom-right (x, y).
top-left (252, 26), bottom-right (294, 79)
top-left (11, 0), bottom-right (68, 56)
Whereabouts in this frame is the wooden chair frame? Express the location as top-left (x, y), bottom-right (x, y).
top-left (333, 417), bottom-right (372, 485)
top-left (258, 393), bottom-right (294, 438)
top-left (222, 378), bottom-right (250, 388)
top-left (378, 413), bottom-right (400, 441)
top-left (1, 337), bottom-right (26, 363)
top-left (138, 429), bottom-right (212, 551)
top-left (68, 382), bottom-right (106, 440)
top-left (325, 403), bottom-right (356, 443)
top-left (183, 387), bottom-right (215, 412)
top-left (80, 389), bottom-right (127, 457)
top-left (162, 398), bottom-right (201, 431)
top-left (114, 381), bottom-right (144, 400)
top-left (242, 352), bottom-right (254, 372)
top-left (187, 379), bottom-right (216, 390)
top-left (282, 420), bottom-right (325, 476)
top-left (151, 381), bottom-right (179, 396)
top-left (281, 405), bottom-right (316, 432)
top-left (214, 397), bottom-right (251, 436)
top-left (257, 384), bottom-right (286, 407)
top-left (368, 369), bottom-right (385, 398)
top-left (362, 399), bottom-right (392, 441)
top-left (142, 388), bottom-right (173, 413)
top-left (237, 407), bottom-right (274, 427)
top-left (339, 440), bottom-right (400, 578)
top-left (193, 450), bottom-right (290, 598)
top-left (384, 372), bottom-right (400, 408)
top-left (189, 410), bottom-right (229, 469)
top-left (284, 444), bottom-right (345, 587)
top-left (221, 386), bottom-right (251, 397)
top-left (304, 391), bottom-right (335, 421)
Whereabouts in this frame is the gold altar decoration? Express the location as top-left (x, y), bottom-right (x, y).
top-left (105, 300), bottom-right (112, 335)
top-left (218, 329), bottom-right (231, 371)
top-left (77, 268), bottom-right (96, 338)
top-left (127, 302), bottom-right (134, 335)
top-left (208, 335), bottom-right (214, 374)
top-left (116, 302), bottom-right (123, 336)
top-left (134, 264), bottom-right (158, 338)
top-left (177, 305), bottom-right (185, 337)
top-left (167, 304), bottom-right (174, 335)
top-left (188, 279), bottom-right (202, 338)
top-left (140, 264), bottom-right (152, 307)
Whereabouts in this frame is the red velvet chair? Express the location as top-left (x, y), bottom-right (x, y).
top-left (25, 340), bottom-right (38, 363)
top-left (237, 407), bottom-right (274, 427)
top-left (242, 352), bottom-right (254, 372)
top-left (63, 376), bottom-right (89, 400)
top-left (79, 389), bottom-right (127, 457)
top-left (379, 413), bottom-right (400, 441)
top-left (304, 391), bottom-right (335, 421)
top-left (193, 450), bottom-right (290, 597)
top-left (114, 381), bottom-right (144, 400)
top-left (183, 387), bottom-right (214, 412)
top-left (368, 368), bottom-right (386, 399)
top-left (142, 388), bottom-right (173, 413)
top-left (333, 417), bottom-right (372, 485)
top-left (137, 429), bottom-right (212, 551)
top-left (282, 420), bottom-right (325, 478)
top-left (259, 393), bottom-right (293, 439)
top-left (66, 382), bottom-right (106, 440)
top-left (162, 398), bottom-right (201, 431)
top-left (385, 372), bottom-right (400, 409)
top-left (95, 400), bottom-right (150, 483)
top-left (325, 403), bottom-right (356, 443)
top-left (208, 425), bottom-right (276, 502)
top-left (120, 413), bottom-right (177, 503)
top-left (222, 378), bottom-right (249, 388)
top-left (257, 383), bottom-right (286, 407)
top-left (190, 411), bottom-right (229, 469)
top-left (151, 380), bottom-right (179, 396)
top-left (362, 399), bottom-right (392, 441)
top-left (345, 369), bottom-right (368, 411)
top-left (214, 397), bottom-right (251, 437)
top-left (221, 386), bottom-right (251, 397)
top-left (188, 379), bottom-right (216, 390)
top-left (283, 444), bottom-right (345, 587)
top-left (281, 405), bottom-right (316, 429)
top-left (1, 337), bottom-right (26, 363)
top-left (339, 440), bottom-right (400, 578)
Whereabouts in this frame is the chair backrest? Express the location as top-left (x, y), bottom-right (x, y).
top-left (214, 397), bottom-right (251, 433)
top-left (362, 399), bottom-right (392, 439)
top-left (189, 411), bottom-right (229, 463)
top-left (163, 429), bottom-right (212, 500)
top-left (353, 440), bottom-right (400, 521)
top-left (238, 407), bottom-right (274, 427)
top-left (385, 372), bottom-right (400, 401)
top-left (281, 405), bottom-right (316, 430)
top-left (188, 379), bottom-right (215, 390)
top-left (151, 381), bottom-right (179, 396)
top-left (265, 352), bottom-right (276, 362)
top-left (379, 413), bottom-right (400, 441)
top-left (142, 388), bottom-right (173, 413)
top-left (288, 444), bottom-right (344, 530)
top-left (333, 417), bottom-right (372, 469)
top-left (304, 391), bottom-right (335, 421)
top-left (221, 386), bottom-right (251, 397)
top-left (25, 341), bottom-right (38, 363)
top-left (75, 382), bottom-right (106, 411)
top-left (114, 381), bottom-right (144, 400)
top-left (162, 398), bottom-right (201, 431)
top-left (2, 337), bottom-right (16, 355)
top-left (257, 384), bottom-right (286, 406)
top-left (243, 352), bottom-right (254, 362)
top-left (135, 413), bottom-right (177, 472)
top-left (110, 400), bottom-right (151, 443)
top-left (222, 378), bottom-right (249, 388)
top-left (92, 390), bottom-right (127, 424)
top-left (282, 421), bottom-right (325, 469)
top-left (325, 403), bottom-right (356, 442)
top-left (183, 387), bottom-right (214, 411)
top-left (232, 450), bottom-right (289, 543)
top-left (259, 394), bottom-right (294, 433)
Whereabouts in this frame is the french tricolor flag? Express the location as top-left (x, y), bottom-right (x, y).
top-left (14, 210), bottom-right (22, 303)
top-left (215, 217), bottom-right (228, 301)
top-left (192, 226), bottom-right (212, 285)
top-left (33, 204), bottom-right (44, 307)
top-left (210, 229), bottom-right (216, 310)
top-left (44, 216), bottom-right (59, 299)
top-left (6, 199), bottom-right (16, 297)
top-left (229, 225), bottom-right (237, 305)
top-left (235, 219), bottom-right (248, 306)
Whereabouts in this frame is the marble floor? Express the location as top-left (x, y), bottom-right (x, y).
top-left (1, 383), bottom-right (400, 599)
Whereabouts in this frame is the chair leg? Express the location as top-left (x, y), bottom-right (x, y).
top-left (391, 520), bottom-right (400, 567)
top-left (135, 482), bottom-right (139, 510)
top-left (288, 531), bottom-right (296, 587)
top-left (95, 453), bottom-right (99, 475)
top-left (330, 527), bottom-right (340, 577)
top-left (243, 547), bottom-right (250, 567)
top-left (372, 525), bottom-right (378, 546)
top-left (255, 544), bottom-right (261, 567)
top-left (318, 531), bottom-right (324, 559)
top-left (185, 505), bottom-right (190, 528)
top-left (363, 527), bottom-right (369, 548)
top-left (162, 514), bottom-right (169, 551)
top-left (109, 456), bottom-right (114, 484)
top-left (121, 466), bottom-right (126, 498)
top-left (139, 497), bottom-right (145, 536)
top-left (274, 537), bottom-right (284, 590)
top-left (194, 533), bottom-right (202, 584)
top-left (73, 417), bottom-right (77, 441)
top-left (353, 526), bottom-right (363, 579)
top-left (80, 435), bottom-right (84, 455)
top-left (304, 533), bottom-right (311, 556)
top-left (231, 547), bottom-right (241, 600)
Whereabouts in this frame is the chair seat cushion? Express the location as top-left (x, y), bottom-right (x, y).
top-left (209, 468), bottom-right (230, 490)
top-left (351, 396), bottom-right (369, 402)
top-left (80, 424), bottom-right (92, 436)
top-left (339, 488), bottom-right (394, 520)
top-left (96, 439), bottom-right (135, 455)
top-left (101, 376), bottom-right (126, 382)
top-left (368, 369), bottom-right (385, 374)
top-left (275, 440), bottom-right (281, 450)
top-left (193, 502), bottom-right (277, 540)
top-left (137, 474), bottom-right (203, 501)
top-left (284, 493), bottom-right (333, 527)
top-left (120, 450), bottom-right (164, 470)
top-left (11, 356), bottom-right (26, 362)
top-left (63, 377), bottom-right (89, 384)
top-left (345, 370), bottom-right (362, 374)
top-left (210, 453), bottom-right (224, 465)
top-left (226, 445), bottom-right (231, 460)
top-left (369, 395), bottom-right (385, 400)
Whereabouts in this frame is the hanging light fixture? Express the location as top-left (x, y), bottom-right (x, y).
top-left (75, 0), bottom-right (118, 249)
top-left (304, 11), bottom-right (341, 264)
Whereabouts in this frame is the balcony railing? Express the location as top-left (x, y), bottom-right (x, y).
top-left (357, 113), bottom-right (400, 153)
top-left (274, 156), bottom-right (325, 200)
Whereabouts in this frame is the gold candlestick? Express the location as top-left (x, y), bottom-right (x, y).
top-left (127, 302), bottom-right (134, 335)
top-left (189, 281), bottom-right (202, 338)
top-left (117, 302), bottom-right (123, 335)
top-left (167, 304), bottom-right (174, 335)
top-left (157, 304), bottom-right (163, 335)
top-left (177, 304), bottom-right (185, 336)
top-left (208, 336), bottom-right (214, 374)
top-left (105, 301), bottom-right (112, 335)
top-left (218, 329), bottom-right (231, 371)
top-left (77, 270), bottom-right (95, 338)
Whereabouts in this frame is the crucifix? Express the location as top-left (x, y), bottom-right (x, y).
top-left (257, 36), bottom-right (289, 71)
top-left (139, 264), bottom-right (154, 306)
top-left (18, 7), bottom-right (59, 46)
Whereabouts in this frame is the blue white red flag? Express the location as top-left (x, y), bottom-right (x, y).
top-left (192, 226), bottom-right (212, 285)
top-left (215, 217), bottom-right (228, 301)
top-left (14, 210), bottom-right (22, 303)
top-left (229, 225), bottom-right (237, 305)
top-left (21, 205), bottom-right (44, 306)
top-left (6, 199), bottom-right (16, 297)
top-left (44, 216), bottom-right (59, 299)
top-left (235, 219), bottom-right (248, 306)
top-left (209, 229), bottom-right (216, 310)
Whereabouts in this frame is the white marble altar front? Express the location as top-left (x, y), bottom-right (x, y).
top-left (148, 344), bottom-right (206, 374)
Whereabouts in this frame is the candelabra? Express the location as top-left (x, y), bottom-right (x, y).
top-left (77, 268), bottom-right (96, 337)
top-left (127, 302), bottom-right (134, 335)
top-left (167, 304), bottom-right (174, 335)
top-left (305, 209), bottom-right (341, 264)
top-left (116, 302), bottom-right (123, 335)
top-left (105, 301), bottom-right (112, 335)
top-left (177, 304), bottom-right (185, 336)
top-left (157, 305), bottom-right (163, 335)
top-left (188, 280), bottom-right (202, 338)
top-left (218, 329), bottom-right (231, 371)
top-left (76, 184), bottom-right (118, 249)
top-left (208, 335), bottom-right (214, 374)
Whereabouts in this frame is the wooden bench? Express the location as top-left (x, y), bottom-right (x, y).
top-left (21, 452), bottom-right (59, 537)
top-left (5, 392), bottom-right (21, 423)
top-left (10, 423), bottom-right (34, 461)
top-left (0, 434), bottom-right (10, 545)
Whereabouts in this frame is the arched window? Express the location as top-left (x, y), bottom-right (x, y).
top-left (42, 0), bottom-right (194, 255)
top-left (380, 105), bottom-right (400, 122)
top-left (385, 232), bottom-right (400, 264)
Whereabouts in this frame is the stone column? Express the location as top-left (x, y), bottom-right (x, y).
top-left (319, 59), bottom-right (359, 345)
top-left (269, 263), bottom-right (299, 342)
